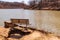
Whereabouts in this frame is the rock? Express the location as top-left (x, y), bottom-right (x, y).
top-left (8, 38), bottom-right (18, 40)
top-left (19, 31), bottom-right (60, 40)
top-left (0, 27), bottom-right (10, 37)
top-left (0, 35), bottom-right (7, 40)
top-left (19, 31), bottom-right (45, 40)
top-left (0, 27), bottom-right (60, 40)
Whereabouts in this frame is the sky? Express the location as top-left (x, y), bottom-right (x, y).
top-left (1, 0), bottom-right (30, 5)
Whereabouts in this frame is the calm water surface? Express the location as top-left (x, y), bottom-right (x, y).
top-left (0, 9), bottom-right (35, 27)
top-left (0, 9), bottom-right (60, 36)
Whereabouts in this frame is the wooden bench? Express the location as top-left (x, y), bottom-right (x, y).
top-left (11, 19), bottom-right (29, 27)
top-left (4, 19), bottom-right (29, 28)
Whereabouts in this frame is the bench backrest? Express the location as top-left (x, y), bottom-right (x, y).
top-left (11, 19), bottom-right (29, 25)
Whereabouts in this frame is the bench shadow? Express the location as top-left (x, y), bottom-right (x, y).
top-left (9, 34), bottom-right (25, 39)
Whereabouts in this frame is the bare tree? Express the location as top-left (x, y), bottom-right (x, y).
top-left (29, 0), bottom-right (42, 9)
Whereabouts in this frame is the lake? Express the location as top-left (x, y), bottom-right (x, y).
top-left (34, 10), bottom-right (60, 36)
top-left (0, 9), bottom-right (35, 27)
top-left (0, 9), bottom-right (60, 36)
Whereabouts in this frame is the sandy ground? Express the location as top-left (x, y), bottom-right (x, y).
top-left (0, 27), bottom-right (60, 40)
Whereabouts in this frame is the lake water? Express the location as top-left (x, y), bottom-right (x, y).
top-left (0, 9), bottom-right (60, 36)
top-left (0, 9), bottom-right (35, 27)
top-left (34, 10), bottom-right (60, 36)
